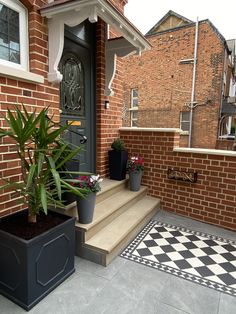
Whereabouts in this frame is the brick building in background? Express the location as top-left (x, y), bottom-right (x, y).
top-left (122, 11), bottom-right (236, 149)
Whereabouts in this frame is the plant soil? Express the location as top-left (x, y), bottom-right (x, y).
top-left (0, 211), bottom-right (69, 240)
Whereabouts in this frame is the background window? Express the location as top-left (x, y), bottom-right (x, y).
top-left (0, 4), bottom-right (20, 64)
top-left (130, 88), bottom-right (138, 127)
top-left (0, 0), bottom-right (28, 70)
top-left (180, 111), bottom-right (190, 131)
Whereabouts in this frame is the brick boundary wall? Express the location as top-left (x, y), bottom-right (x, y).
top-left (120, 128), bottom-right (236, 231)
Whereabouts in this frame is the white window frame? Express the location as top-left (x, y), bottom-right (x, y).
top-left (0, 0), bottom-right (28, 70)
top-left (0, 0), bottom-right (43, 83)
top-left (130, 88), bottom-right (138, 127)
top-left (180, 111), bottom-right (190, 133)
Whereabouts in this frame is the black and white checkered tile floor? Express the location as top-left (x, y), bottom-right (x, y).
top-left (121, 220), bottom-right (236, 296)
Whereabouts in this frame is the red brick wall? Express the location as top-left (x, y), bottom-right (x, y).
top-left (120, 129), bottom-right (236, 231)
top-left (122, 21), bottom-right (225, 149)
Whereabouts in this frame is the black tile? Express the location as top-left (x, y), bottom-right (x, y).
top-left (164, 237), bottom-right (180, 244)
top-left (221, 252), bottom-right (236, 262)
top-left (143, 240), bottom-right (157, 247)
top-left (218, 273), bottom-right (236, 286)
top-left (219, 262), bottom-right (236, 273)
top-left (154, 226), bottom-right (167, 233)
top-left (155, 254), bottom-right (171, 263)
top-left (202, 239), bottom-right (219, 247)
top-left (201, 247), bottom-right (218, 255)
top-left (179, 250), bottom-right (195, 259)
top-left (170, 230), bottom-right (183, 237)
top-left (186, 234), bottom-right (200, 242)
top-left (136, 248), bottom-right (153, 257)
top-left (159, 245), bottom-right (176, 253)
top-left (150, 233), bottom-right (162, 240)
top-left (195, 266), bottom-right (215, 278)
top-left (183, 242), bottom-right (197, 249)
top-left (174, 259), bottom-right (192, 270)
top-left (222, 244), bottom-right (236, 252)
top-left (199, 256), bottom-right (216, 265)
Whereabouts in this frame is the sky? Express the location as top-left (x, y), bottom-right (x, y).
top-left (124, 0), bottom-right (236, 40)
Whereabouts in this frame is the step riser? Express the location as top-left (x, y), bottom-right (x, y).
top-left (96, 180), bottom-right (128, 204)
top-left (77, 204), bottom-right (160, 266)
top-left (81, 188), bottom-right (147, 242)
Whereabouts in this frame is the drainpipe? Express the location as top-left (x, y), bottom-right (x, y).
top-left (188, 17), bottom-right (199, 148)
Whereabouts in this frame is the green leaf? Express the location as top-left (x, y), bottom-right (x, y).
top-left (26, 165), bottom-right (37, 189)
top-left (40, 184), bottom-right (47, 214)
top-left (37, 152), bottom-right (45, 176)
top-left (51, 169), bottom-right (61, 200)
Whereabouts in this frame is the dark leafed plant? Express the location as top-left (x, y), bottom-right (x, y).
top-left (111, 138), bottom-right (126, 151)
top-left (0, 105), bottom-right (86, 223)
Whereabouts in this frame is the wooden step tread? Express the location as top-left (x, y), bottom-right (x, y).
top-left (75, 185), bottom-right (147, 232)
top-left (85, 196), bottom-right (160, 254)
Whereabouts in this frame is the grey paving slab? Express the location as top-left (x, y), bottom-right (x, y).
top-left (83, 259), bottom-right (170, 314)
top-left (156, 302), bottom-right (190, 314)
top-left (30, 271), bottom-right (109, 314)
top-left (75, 255), bottom-right (127, 280)
top-left (218, 292), bottom-right (236, 314)
top-left (158, 274), bottom-right (220, 314)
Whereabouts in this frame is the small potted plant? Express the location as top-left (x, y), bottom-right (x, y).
top-left (108, 138), bottom-right (128, 180)
top-left (69, 175), bottom-right (103, 224)
top-left (127, 156), bottom-right (144, 191)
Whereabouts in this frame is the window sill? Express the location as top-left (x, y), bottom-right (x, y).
top-left (180, 131), bottom-right (189, 136)
top-left (0, 64), bottom-right (44, 84)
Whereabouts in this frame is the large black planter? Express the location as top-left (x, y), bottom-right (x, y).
top-left (0, 211), bottom-right (75, 311)
top-left (108, 150), bottom-right (128, 181)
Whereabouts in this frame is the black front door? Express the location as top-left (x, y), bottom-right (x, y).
top-left (59, 22), bottom-right (95, 172)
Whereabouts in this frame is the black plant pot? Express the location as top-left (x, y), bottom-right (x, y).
top-left (0, 211), bottom-right (75, 311)
top-left (108, 150), bottom-right (128, 181)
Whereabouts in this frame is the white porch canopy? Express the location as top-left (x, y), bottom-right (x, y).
top-left (40, 0), bottom-right (151, 95)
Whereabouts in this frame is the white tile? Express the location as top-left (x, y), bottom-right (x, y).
top-left (189, 248), bottom-right (205, 257)
top-left (186, 257), bottom-right (205, 268)
top-left (208, 264), bottom-right (227, 275)
top-left (166, 252), bottom-right (184, 261)
top-left (210, 254), bottom-right (228, 264)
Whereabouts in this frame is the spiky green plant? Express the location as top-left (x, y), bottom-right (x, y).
top-left (0, 105), bottom-right (86, 223)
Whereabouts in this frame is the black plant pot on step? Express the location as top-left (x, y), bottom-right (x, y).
top-left (108, 150), bottom-right (128, 181)
top-left (0, 210), bottom-right (75, 311)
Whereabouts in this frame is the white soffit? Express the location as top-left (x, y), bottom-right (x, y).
top-left (40, 0), bottom-right (151, 89)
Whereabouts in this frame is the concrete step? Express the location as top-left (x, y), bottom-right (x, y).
top-left (76, 185), bottom-right (147, 241)
top-left (77, 196), bottom-right (160, 266)
top-left (96, 178), bottom-right (128, 204)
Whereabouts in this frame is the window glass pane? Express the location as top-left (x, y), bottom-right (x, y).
top-left (132, 98), bottom-right (138, 107)
top-left (0, 4), bottom-right (20, 64)
top-left (9, 49), bottom-right (20, 63)
top-left (132, 120), bottom-right (138, 127)
top-left (132, 89), bottom-right (138, 97)
top-left (0, 45), bottom-right (9, 60)
top-left (181, 122), bottom-right (190, 131)
top-left (0, 32), bottom-right (8, 47)
top-left (9, 24), bottom-right (19, 40)
top-left (181, 111), bottom-right (190, 121)
top-left (132, 111), bottom-right (138, 119)
top-left (0, 19), bottom-right (7, 34)
top-left (10, 38), bottom-right (19, 51)
top-left (8, 9), bottom-right (19, 26)
top-left (0, 5), bottom-right (8, 21)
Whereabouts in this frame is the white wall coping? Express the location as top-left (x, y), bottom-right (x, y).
top-left (174, 147), bottom-right (236, 157)
top-left (119, 127), bottom-right (180, 133)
